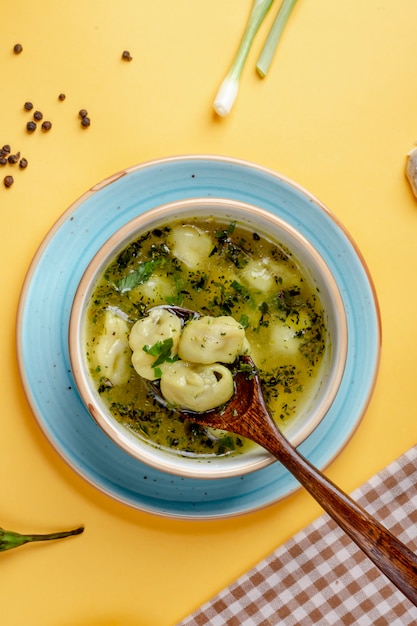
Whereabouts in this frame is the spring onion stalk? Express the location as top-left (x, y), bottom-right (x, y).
top-left (213, 0), bottom-right (275, 117)
top-left (256, 0), bottom-right (298, 78)
top-left (0, 525), bottom-right (84, 552)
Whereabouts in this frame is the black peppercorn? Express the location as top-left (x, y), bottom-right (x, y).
top-left (24, 101), bottom-right (34, 111)
top-left (8, 153), bottom-right (20, 164)
top-left (4, 175), bottom-right (14, 188)
top-left (13, 44), bottom-right (23, 54)
top-left (0, 157), bottom-right (7, 166)
top-left (41, 121), bottom-right (52, 131)
top-left (122, 50), bottom-right (133, 61)
top-left (1, 145), bottom-right (11, 155)
top-left (26, 121), bottom-right (37, 132)
top-left (58, 93), bottom-right (66, 101)
top-left (19, 158), bottom-right (28, 169)
top-left (33, 110), bottom-right (43, 121)
top-left (78, 109), bottom-right (88, 118)
top-left (80, 116), bottom-right (91, 128)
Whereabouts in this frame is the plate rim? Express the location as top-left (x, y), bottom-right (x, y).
top-left (16, 154), bottom-right (381, 520)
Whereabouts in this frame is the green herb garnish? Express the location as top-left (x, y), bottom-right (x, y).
top-left (239, 313), bottom-right (250, 329)
top-left (116, 259), bottom-right (160, 293)
top-left (143, 337), bottom-right (178, 376)
top-left (230, 280), bottom-right (249, 296)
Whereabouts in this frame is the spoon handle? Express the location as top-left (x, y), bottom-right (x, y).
top-left (260, 425), bottom-right (417, 606)
top-left (178, 352), bottom-right (417, 603)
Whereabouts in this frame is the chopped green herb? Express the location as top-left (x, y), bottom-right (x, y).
top-left (217, 436), bottom-right (235, 455)
top-left (165, 273), bottom-right (185, 305)
top-left (230, 280), bottom-right (249, 296)
top-left (116, 259), bottom-right (160, 292)
top-left (143, 337), bottom-right (178, 373)
top-left (239, 313), bottom-right (250, 329)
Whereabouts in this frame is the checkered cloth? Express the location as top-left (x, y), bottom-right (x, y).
top-left (178, 445), bottom-right (417, 625)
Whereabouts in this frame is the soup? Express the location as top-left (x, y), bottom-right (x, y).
top-left (83, 217), bottom-right (327, 458)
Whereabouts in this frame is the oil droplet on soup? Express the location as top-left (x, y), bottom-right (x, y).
top-left (84, 218), bottom-right (328, 459)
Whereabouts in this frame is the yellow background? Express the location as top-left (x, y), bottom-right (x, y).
top-left (1, 1), bottom-right (417, 624)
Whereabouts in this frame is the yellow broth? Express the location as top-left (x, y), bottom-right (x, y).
top-left (84, 218), bottom-right (327, 459)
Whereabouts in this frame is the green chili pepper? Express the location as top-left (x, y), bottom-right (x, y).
top-left (0, 525), bottom-right (84, 552)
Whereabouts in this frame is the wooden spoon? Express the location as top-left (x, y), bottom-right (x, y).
top-left (151, 306), bottom-right (417, 605)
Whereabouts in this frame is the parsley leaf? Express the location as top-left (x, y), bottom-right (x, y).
top-left (116, 259), bottom-right (160, 293)
top-left (143, 337), bottom-right (178, 374)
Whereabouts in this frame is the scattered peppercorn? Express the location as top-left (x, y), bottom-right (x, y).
top-left (0, 144), bottom-right (29, 184)
top-left (13, 44), bottom-right (23, 54)
top-left (2, 85), bottom-right (98, 188)
top-left (122, 50), bottom-right (133, 61)
top-left (8, 153), bottom-right (20, 164)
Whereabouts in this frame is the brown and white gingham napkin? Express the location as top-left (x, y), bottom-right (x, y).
top-left (177, 444), bottom-right (417, 626)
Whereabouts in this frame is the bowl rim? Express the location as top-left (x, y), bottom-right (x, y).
top-left (69, 196), bottom-right (348, 480)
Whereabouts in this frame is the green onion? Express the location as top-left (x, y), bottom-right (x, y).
top-left (256, 0), bottom-right (298, 78)
top-left (213, 0), bottom-right (275, 117)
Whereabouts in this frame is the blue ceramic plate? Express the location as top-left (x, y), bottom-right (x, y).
top-left (17, 156), bottom-right (381, 519)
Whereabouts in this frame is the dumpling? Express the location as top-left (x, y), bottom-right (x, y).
top-left (169, 225), bottom-right (214, 270)
top-left (240, 258), bottom-right (277, 292)
top-left (160, 361), bottom-right (234, 412)
top-left (133, 273), bottom-right (175, 304)
top-left (129, 307), bottom-right (182, 380)
top-left (269, 324), bottom-right (300, 357)
top-left (178, 315), bottom-right (249, 364)
top-left (93, 310), bottom-right (131, 385)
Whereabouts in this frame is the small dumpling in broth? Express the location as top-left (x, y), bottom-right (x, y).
top-left (269, 324), bottom-right (300, 358)
top-left (240, 258), bottom-right (279, 293)
top-left (129, 308), bottom-right (182, 380)
top-left (160, 361), bottom-right (234, 412)
top-left (169, 224), bottom-right (214, 270)
top-left (178, 315), bottom-right (250, 365)
top-left (133, 273), bottom-right (175, 304)
top-left (93, 310), bottom-right (131, 385)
